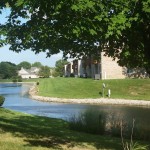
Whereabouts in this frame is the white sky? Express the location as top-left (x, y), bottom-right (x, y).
top-left (0, 8), bottom-right (64, 67)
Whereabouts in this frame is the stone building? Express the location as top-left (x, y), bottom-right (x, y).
top-left (100, 52), bottom-right (126, 79)
top-left (64, 52), bottom-right (127, 79)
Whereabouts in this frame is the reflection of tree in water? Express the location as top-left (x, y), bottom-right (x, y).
top-left (106, 107), bottom-right (150, 140)
top-left (71, 107), bottom-right (150, 140)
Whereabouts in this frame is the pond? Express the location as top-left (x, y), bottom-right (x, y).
top-left (0, 83), bottom-right (150, 139)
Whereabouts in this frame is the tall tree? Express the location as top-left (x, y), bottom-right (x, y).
top-left (17, 61), bottom-right (31, 70)
top-left (55, 59), bottom-right (68, 77)
top-left (0, 0), bottom-right (150, 72)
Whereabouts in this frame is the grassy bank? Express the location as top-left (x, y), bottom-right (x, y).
top-left (0, 79), bottom-right (13, 82)
top-left (0, 108), bottom-right (125, 150)
top-left (1, 78), bottom-right (150, 100)
top-left (37, 78), bottom-right (150, 100)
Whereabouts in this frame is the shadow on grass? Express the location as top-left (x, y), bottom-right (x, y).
top-left (0, 108), bottom-right (122, 149)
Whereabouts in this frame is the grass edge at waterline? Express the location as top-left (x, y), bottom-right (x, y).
top-left (0, 107), bottom-right (125, 150)
top-left (0, 108), bottom-right (149, 150)
top-left (1, 78), bottom-right (150, 100)
top-left (37, 78), bottom-right (150, 100)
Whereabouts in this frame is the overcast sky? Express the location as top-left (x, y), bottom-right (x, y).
top-left (0, 8), bottom-right (64, 67)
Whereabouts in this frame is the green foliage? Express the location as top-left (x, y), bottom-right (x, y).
top-left (52, 69), bottom-right (59, 77)
top-left (38, 66), bottom-right (50, 78)
top-left (123, 142), bottom-right (149, 150)
top-left (17, 61), bottom-right (31, 70)
top-left (0, 62), bottom-right (17, 79)
top-left (0, 95), bottom-right (5, 106)
top-left (69, 109), bottom-right (106, 135)
top-left (12, 76), bottom-right (22, 82)
top-left (32, 62), bottom-right (43, 68)
top-left (55, 59), bottom-right (68, 77)
top-left (17, 76), bottom-right (22, 82)
top-left (12, 78), bottom-right (17, 83)
top-left (70, 73), bottom-right (75, 77)
top-left (0, 0), bottom-right (150, 70)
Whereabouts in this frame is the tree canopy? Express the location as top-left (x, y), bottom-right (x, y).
top-left (17, 61), bottom-right (31, 69)
top-left (0, 62), bottom-right (17, 79)
top-left (32, 62), bottom-right (43, 68)
top-left (0, 0), bottom-right (150, 72)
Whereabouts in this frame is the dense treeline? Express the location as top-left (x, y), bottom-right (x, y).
top-left (0, 59), bottom-right (68, 79)
top-left (0, 61), bottom-right (45, 79)
top-left (0, 62), bottom-right (18, 79)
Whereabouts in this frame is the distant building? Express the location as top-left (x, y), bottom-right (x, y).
top-left (64, 52), bottom-right (127, 79)
top-left (18, 67), bottom-right (40, 79)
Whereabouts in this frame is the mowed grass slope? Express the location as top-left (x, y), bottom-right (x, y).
top-left (0, 108), bottom-right (123, 150)
top-left (38, 78), bottom-right (150, 100)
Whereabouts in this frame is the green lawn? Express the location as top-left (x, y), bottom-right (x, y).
top-left (0, 79), bottom-right (150, 149)
top-left (0, 108), bottom-right (124, 150)
top-left (38, 78), bottom-right (150, 100)
top-left (0, 79), bottom-right (13, 82)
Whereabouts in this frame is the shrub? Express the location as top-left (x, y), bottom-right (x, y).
top-left (69, 109), bottom-right (106, 135)
top-left (70, 73), bottom-right (75, 77)
top-left (12, 78), bottom-right (17, 83)
top-left (12, 76), bottom-right (22, 82)
top-left (18, 76), bottom-right (22, 82)
top-left (0, 95), bottom-right (5, 106)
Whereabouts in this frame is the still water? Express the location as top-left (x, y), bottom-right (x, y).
top-left (1, 83), bottom-right (150, 125)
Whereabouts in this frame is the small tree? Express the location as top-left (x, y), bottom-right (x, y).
top-left (38, 66), bottom-right (50, 78)
top-left (55, 59), bottom-right (68, 77)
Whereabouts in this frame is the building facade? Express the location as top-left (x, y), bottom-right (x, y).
top-left (18, 67), bottom-right (40, 79)
top-left (64, 53), bottom-right (126, 79)
top-left (100, 52), bottom-right (126, 79)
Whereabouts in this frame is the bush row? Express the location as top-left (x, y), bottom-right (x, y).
top-left (12, 76), bottom-right (22, 82)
